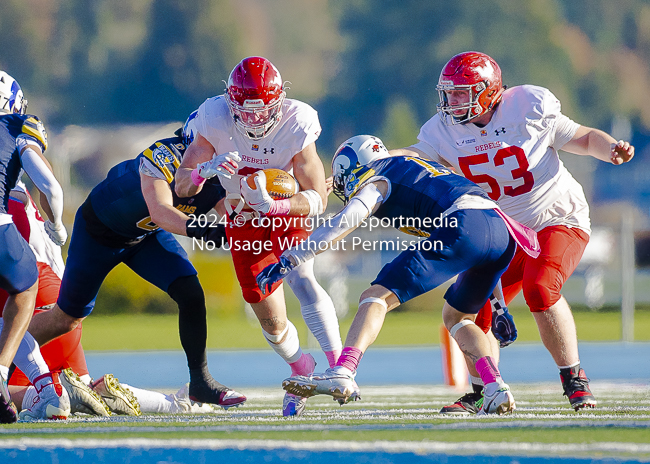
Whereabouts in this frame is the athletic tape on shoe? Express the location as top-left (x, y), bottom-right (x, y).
top-left (359, 297), bottom-right (388, 310)
top-left (449, 319), bottom-right (475, 338)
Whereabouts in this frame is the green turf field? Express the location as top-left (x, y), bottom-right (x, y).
top-left (79, 306), bottom-right (650, 351)
top-left (1, 383), bottom-right (648, 460)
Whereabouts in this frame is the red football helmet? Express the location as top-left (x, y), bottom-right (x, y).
top-left (226, 56), bottom-right (286, 140)
top-left (436, 51), bottom-right (505, 125)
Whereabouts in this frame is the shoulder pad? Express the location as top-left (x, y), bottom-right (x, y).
top-left (141, 140), bottom-right (184, 183)
top-left (21, 116), bottom-right (48, 151)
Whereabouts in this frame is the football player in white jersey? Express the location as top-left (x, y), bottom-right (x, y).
top-left (389, 51), bottom-right (634, 413)
top-left (175, 57), bottom-right (343, 416)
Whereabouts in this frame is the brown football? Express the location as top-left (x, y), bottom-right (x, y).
top-left (246, 168), bottom-right (299, 199)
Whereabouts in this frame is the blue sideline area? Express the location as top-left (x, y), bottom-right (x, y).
top-left (1, 446), bottom-right (646, 464)
top-left (84, 342), bottom-right (650, 389)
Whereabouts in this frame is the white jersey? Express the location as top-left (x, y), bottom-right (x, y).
top-left (416, 85), bottom-right (590, 234)
top-left (193, 95), bottom-right (321, 196)
top-left (11, 182), bottom-right (64, 278)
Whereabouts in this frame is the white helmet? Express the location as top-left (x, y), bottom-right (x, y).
top-left (0, 71), bottom-right (27, 115)
top-left (331, 135), bottom-right (390, 202)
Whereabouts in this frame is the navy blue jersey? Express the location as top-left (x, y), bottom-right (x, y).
top-left (348, 156), bottom-right (489, 235)
top-left (86, 135), bottom-right (225, 245)
top-left (0, 114), bottom-right (48, 213)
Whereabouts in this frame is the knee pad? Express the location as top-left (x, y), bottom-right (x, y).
top-left (449, 319), bottom-right (476, 338)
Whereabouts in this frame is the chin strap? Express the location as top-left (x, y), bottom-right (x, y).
top-left (225, 193), bottom-right (246, 220)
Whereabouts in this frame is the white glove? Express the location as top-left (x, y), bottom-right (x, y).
top-left (44, 220), bottom-right (68, 246)
top-left (240, 171), bottom-right (273, 214)
top-left (196, 151), bottom-right (241, 180)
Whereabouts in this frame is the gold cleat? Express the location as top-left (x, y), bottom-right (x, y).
top-left (61, 368), bottom-right (111, 417)
top-left (91, 374), bottom-right (141, 416)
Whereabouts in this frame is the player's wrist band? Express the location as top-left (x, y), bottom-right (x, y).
top-left (267, 198), bottom-right (291, 216)
top-left (191, 169), bottom-right (206, 186)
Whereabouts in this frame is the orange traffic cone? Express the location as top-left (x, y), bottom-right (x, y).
top-left (440, 324), bottom-right (469, 389)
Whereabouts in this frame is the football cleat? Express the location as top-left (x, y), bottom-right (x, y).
top-left (91, 374), bottom-right (141, 416)
top-left (282, 392), bottom-right (308, 417)
top-left (283, 366), bottom-right (361, 404)
top-left (19, 372), bottom-right (70, 421)
top-left (171, 383), bottom-right (216, 414)
top-left (60, 368), bottom-right (111, 417)
top-left (561, 368), bottom-right (597, 411)
top-left (189, 377), bottom-right (247, 410)
top-left (478, 380), bottom-right (516, 415)
top-left (439, 391), bottom-right (483, 415)
top-left (0, 370), bottom-right (17, 423)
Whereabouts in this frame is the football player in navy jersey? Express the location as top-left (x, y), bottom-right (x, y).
top-left (258, 135), bottom-right (541, 415)
top-left (27, 116), bottom-right (247, 410)
top-left (0, 71), bottom-right (72, 423)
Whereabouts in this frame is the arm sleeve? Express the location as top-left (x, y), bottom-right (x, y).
top-left (18, 139), bottom-right (64, 224)
top-left (284, 182), bottom-right (384, 265)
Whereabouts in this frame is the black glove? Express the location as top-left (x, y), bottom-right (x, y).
top-left (185, 219), bottom-right (227, 248)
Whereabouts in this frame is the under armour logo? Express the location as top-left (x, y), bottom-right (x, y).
top-left (263, 148), bottom-right (275, 154)
top-left (495, 127), bottom-right (506, 136)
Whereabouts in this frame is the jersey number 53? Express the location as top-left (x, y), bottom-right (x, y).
top-left (458, 146), bottom-right (534, 200)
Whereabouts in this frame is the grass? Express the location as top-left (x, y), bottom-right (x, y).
top-left (1, 384), bottom-right (649, 460)
top-left (79, 304), bottom-right (650, 351)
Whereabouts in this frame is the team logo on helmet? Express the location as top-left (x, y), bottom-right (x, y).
top-left (331, 135), bottom-right (389, 203)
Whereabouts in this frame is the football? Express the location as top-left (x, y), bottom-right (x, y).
top-left (246, 168), bottom-right (299, 199)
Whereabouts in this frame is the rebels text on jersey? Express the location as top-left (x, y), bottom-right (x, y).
top-left (416, 85), bottom-right (590, 233)
top-left (192, 96), bottom-right (321, 194)
top-left (0, 114), bottom-right (48, 216)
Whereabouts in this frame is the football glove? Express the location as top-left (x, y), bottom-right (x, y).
top-left (44, 220), bottom-right (67, 246)
top-left (196, 151), bottom-right (241, 180)
top-left (257, 256), bottom-right (294, 295)
top-left (491, 301), bottom-right (517, 348)
top-left (240, 171), bottom-right (274, 215)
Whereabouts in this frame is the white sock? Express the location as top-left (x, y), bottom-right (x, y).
top-left (262, 320), bottom-right (302, 364)
top-left (470, 375), bottom-right (484, 387)
top-left (287, 260), bottom-right (343, 352)
top-left (13, 330), bottom-right (49, 383)
top-left (121, 383), bottom-right (173, 414)
top-left (79, 374), bottom-right (92, 386)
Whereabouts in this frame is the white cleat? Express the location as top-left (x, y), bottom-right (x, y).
top-left (60, 368), bottom-right (111, 417)
top-left (283, 366), bottom-right (361, 404)
top-left (91, 374), bottom-right (141, 416)
top-left (19, 372), bottom-right (71, 421)
top-left (478, 380), bottom-right (516, 415)
top-left (171, 383), bottom-right (216, 414)
top-left (282, 392), bottom-right (308, 417)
